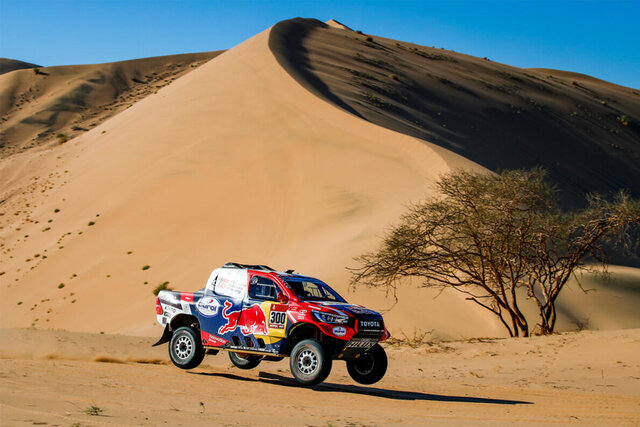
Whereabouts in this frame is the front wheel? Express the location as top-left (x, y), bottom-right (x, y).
top-left (346, 344), bottom-right (387, 385)
top-left (229, 351), bottom-right (262, 369)
top-left (289, 339), bottom-right (332, 386)
top-left (168, 326), bottom-right (205, 370)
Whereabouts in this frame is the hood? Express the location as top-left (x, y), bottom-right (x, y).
top-left (310, 301), bottom-right (381, 317)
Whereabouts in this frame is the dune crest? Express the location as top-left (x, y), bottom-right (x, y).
top-left (326, 19), bottom-right (352, 31)
top-left (0, 58), bottom-right (40, 75)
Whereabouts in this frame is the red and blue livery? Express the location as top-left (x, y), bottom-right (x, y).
top-left (154, 262), bottom-right (389, 385)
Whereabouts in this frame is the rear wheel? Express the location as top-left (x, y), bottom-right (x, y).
top-left (289, 339), bottom-right (332, 386)
top-left (346, 344), bottom-right (387, 385)
top-left (169, 326), bottom-right (205, 370)
top-left (229, 351), bottom-right (262, 369)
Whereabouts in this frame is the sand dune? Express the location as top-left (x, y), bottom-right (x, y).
top-left (270, 18), bottom-right (640, 207)
top-left (0, 19), bottom-right (638, 340)
top-left (0, 51), bottom-right (223, 157)
top-left (0, 25), bottom-right (485, 337)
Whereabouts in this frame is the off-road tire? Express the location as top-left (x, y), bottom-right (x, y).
top-left (229, 351), bottom-right (262, 369)
top-left (168, 326), bottom-right (205, 370)
top-left (289, 339), bottom-right (332, 386)
top-left (346, 343), bottom-right (387, 384)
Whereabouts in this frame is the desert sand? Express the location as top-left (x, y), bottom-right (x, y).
top-left (0, 16), bottom-right (639, 426)
top-left (1, 328), bottom-right (639, 425)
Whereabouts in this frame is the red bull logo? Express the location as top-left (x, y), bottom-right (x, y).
top-left (218, 301), bottom-right (268, 335)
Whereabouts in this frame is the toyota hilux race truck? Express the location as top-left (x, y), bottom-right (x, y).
top-left (154, 262), bottom-right (389, 385)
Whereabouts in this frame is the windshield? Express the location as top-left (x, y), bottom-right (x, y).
top-left (284, 279), bottom-right (346, 303)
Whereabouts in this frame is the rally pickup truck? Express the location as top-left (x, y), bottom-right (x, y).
top-left (154, 262), bottom-right (389, 385)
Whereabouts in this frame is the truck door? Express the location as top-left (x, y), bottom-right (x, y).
top-left (245, 275), bottom-right (288, 341)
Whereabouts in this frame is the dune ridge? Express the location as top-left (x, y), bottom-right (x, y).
top-left (0, 58), bottom-right (40, 75)
top-left (269, 18), bottom-right (640, 207)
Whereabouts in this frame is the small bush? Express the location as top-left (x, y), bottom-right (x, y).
top-left (365, 36), bottom-right (373, 42)
top-left (142, 265), bottom-right (150, 271)
top-left (56, 133), bottom-right (68, 144)
top-left (388, 74), bottom-right (399, 81)
top-left (58, 283), bottom-right (65, 289)
top-left (618, 115), bottom-right (630, 126)
top-left (84, 405), bottom-right (103, 416)
top-left (88, 221), bottom-right (95, 226)
top-left (364, 93), bottom-right (388, 109)
top-left (153, 281), bottom-right (171, 296)
top-left (54, 208), bottom-right (60, 213)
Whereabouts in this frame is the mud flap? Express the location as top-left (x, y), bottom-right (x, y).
top-left (152, 325), bottom-right (172, 347)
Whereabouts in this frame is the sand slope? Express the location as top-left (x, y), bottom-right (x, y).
top-left (1, 328), bottom-right (639, 425)
top-left (0, 21), bottom-right (639, 339)
top-left (269, 18), bottom-right (640, 207)
top-left (0, 51), bottom-right (223, 157)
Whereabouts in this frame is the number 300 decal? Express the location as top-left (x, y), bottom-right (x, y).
top-left (269, 311), bottom-right (286, 329)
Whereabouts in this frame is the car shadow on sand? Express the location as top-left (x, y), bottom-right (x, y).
top-left (189, 371), bottom-right (532, 405)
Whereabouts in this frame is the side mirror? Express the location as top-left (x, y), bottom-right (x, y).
top-left (277, 293), bottom-right (289, 304)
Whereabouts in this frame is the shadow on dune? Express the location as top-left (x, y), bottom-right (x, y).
top-left (268, 19), bottom-right (363, 119)
top-left (269, 18), bottom-right (640, 210)
top-left (189, 370), bottom-right (532, 405)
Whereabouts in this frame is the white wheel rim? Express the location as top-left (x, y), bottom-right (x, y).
top-left (297, 349), bottom-right (318, 375)
top-left (174, 335), bottom-right (193, 360)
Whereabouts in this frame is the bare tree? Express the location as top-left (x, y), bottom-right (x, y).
top-left (350, 169), bottom-right (640, 337)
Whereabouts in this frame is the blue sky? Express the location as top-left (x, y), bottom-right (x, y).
top-left (1, 0), bottom-right (638, 88)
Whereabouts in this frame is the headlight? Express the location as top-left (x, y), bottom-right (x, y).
top-left (312, 310), bottom-right (348, 324)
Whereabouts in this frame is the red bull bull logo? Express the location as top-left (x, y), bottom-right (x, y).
top-left (218, 301), bottom-right (269, 335)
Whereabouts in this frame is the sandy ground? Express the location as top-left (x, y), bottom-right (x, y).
top-left (1, 328), bottom-right (639, 426)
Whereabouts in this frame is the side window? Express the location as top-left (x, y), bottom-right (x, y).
top-left (249, 276), bottom-right (279, 301)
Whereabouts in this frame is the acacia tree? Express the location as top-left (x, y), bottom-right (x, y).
top-left (350, 169), bottom-right (640, 337)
